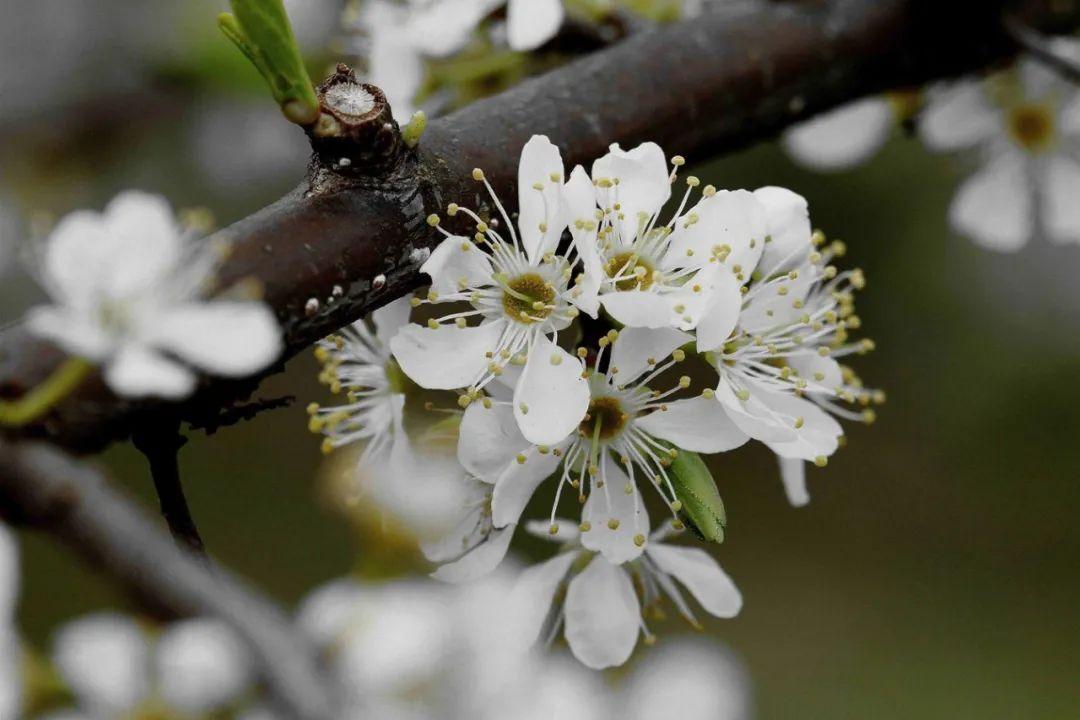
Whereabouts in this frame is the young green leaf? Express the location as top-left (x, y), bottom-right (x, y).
top-left (667, 448), bottom-right (727, 543)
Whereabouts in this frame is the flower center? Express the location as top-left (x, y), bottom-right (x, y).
top-left (579, 396), bottom-right (628, 441)
top-left (1007, 103), bottom-right (1056, 153)
top-left (605, 251), bottom-right (655, 291)
top-left (501, 272), bottom-right (556, 324)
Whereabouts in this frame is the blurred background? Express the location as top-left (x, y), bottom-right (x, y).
top-left (2, 1), bottom-right (1079, 718)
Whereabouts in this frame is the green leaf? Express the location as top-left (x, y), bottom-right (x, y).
top-left (667, 448), bottom-right (727, 543)
top-left (219, 0), bottom-right (319, 124)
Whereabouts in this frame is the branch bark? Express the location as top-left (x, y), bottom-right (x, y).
top-left (132, 421), bottom-right (206, 556)
top-left (0, 439), bottom-right (338, 720)
top-left (1, 0), bottom-right (1078, 454)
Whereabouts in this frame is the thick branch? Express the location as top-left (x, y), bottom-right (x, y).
top-left (0, 439), bottom-right (337, 720)
top-left (1, 0), bottom-right (1078, 453)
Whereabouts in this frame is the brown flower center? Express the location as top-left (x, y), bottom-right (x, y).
top-left (579, 396), bottom-right (628, 440)
top-left (605, 251), bottom-right (654, 291)
top-left (1007, 103), bottom-right (1056, 153)
top-left (502, 272), bottom-right (556, 324)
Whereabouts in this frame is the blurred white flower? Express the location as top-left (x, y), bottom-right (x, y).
top-left (46, 614), bottom-right (252, 719)
top-left (0, 523), bottom-right (22, 720)
top-left (25, 191), bottom-right (282, 399)
top-left (391, 135), bottom-right (589, 446)
top-left (695, 188), bottom-right (881, 505)
top-left (782, 97), bottom-right (895, 172)
top-left (919, 44), bottom-right (1080, 251)
top-left (283, 0), bottom-right (343, 49)
top-left (511, 520), bottom-right (741, 669)
top-left (563, 142), bottom-right (768, 333)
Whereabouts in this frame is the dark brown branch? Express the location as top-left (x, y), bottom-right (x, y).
top-left (0, 439), bottom-right (338, 720)
top-left (132, 422), bottom-right (206, 556)
top-left (1, 0), bottom-right (1079, 454)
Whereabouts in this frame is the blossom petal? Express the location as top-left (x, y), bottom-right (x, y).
top-left (509, 552), bottom-right (578, 648)
top-left (105, 344), bottom-right (196, 399)
top-left (1043, 155), bottom-right (1080, 245)
top-left (430, 525), bottom-right (515, 583)
top-left (517, 134), bottom-right (566, 263)
top-left (762, 390), bottom-right (844, 462)
top-left (52, 614), bottom-right (150, 715)
top-left (421, 235), bottom-right (494, 296)
top-left (667, 190), bottom-right (767, 278)
top-left (100, 191), bottom-right (182, 297)
top-left (580, 461), bottom-right (649, 564)
top-left (949, 151), bottom-right (1032, 252)
top-left (782, 97), bottom-right (893, 171)
top-left (491, 446), bottom-right (562, 527)
top-left (507, 0), bottom-right (564, 51)
top-left (601, 290), bottom-right (674, 329)
top-left (564, 558), bottom-right (640, 669)
top-left (372, 295), bottom-right (414, 346)
top-left (295, 579), bottom-right (365, 646)
top-left (753, 186), bottom-right (812, 272)
top-left (156, 619), bottom-right (251, 713)
top-left (459, 402), bottom-right (528, 482)
top-left (646, 544), bottom-right (742, 618)
top-left (514, 337), bottom-right (589, 446)
top-left (694, 268), bottom-right (743, 352)
top-left (715, 376), bottom-right (798, 444)
top-left (592, 142), bottom-right (671, 242)
top-left (391, 320), bottom-right (504, 389)
top-left (788, 353), bottom-right (844, 394)
top-left (619, 641), bottom-right (751, 720)
top-left (637, 396), bottom-right (749, 453)
top-left (366, 26), bottom-right (424, 118)
top-left (0, 523), bottom-right (19, 618)
top-left (404, 0), bottom-right (501, 57)
top-left (778, 456), bottom-right (810, 507)
top-left (611, 326), bottom-right (692, 382)
top-left (919, 81), bottom-right (999, 152)
top-left (24, 306), bottom-right (113, 361)
top-left (147, 302), bottom-right (282, 377)
top-left (42, 210), bottom-right (111, 307)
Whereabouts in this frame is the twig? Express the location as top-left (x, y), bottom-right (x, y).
top-left (0, 439), bottom-right (338, 720)
top-left (1004, 14), bottom-right (1080, 83)
top-left (132, 421), bottom-right (206, 556)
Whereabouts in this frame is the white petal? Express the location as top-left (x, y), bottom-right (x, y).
top-left (104, 344), bottom-right (196, 399)
top-left (391, 320), bottom-right (504, 389)
top-left (100, 191), bottom-right (182, 297)
top-left (592, 142), bottom-right (671, 242)
top-left (564, 559), bottom-right (640, 669)
top-left (431, 525), bottom-right (515, 583)
top-left (1043, 155), bottom-right (1080, 245)
top-left (693, 268), bottom-right (743, 352)
top-left (147, 302), bottom-right (282, 376)
top-left (372, 295), bottom-right (414, 346)
top-left (919, 81), bottom-right (999, 152)
top-left (620, 641), bottom-right (751, 720)
top-left (753, 186), bottom-right (812, 272)
top-left (295, 579), bottom-right (366, 646)
top-left (610, 326), bottom-right (692, 382)
top-left (52, 614), bottom-right (149, 714)
top-left (562, 165), bottom-right (599, 242)
top-left (42, 210), bottom-right (112, 307)
top-left (646, 544), bottom-right (742, 618)
top-left (579, 461), bottom-right (649, 564)
top-left (421, 235), bottom-right (493, 296)
top-left (0, 523), bottom-right (18, 619)
top-left (782, 97), bottom-right (893, 171)
top-left (409, 0), bottom-right (502, 57)
top-left (762, 391), bottom-right (844, 462)
top-left (156, 619), bottom-right (252, 713)
top-left (507, 0), bottom-right (564, 51)
top-left (458, 402), bottom-right (528, 481)
top-left (600, 290), bottom-right (674, 329)
top-left (1060, 91), bottom-right (1080, 136)
top-left (949, 152), bottom-right (1032, 252)
top-left (778, 456), bottom-right (810, 507)
top-left (788, 353), bottom-right (843, 394)
top-left (367, 30), bottom-right (424, 118)
top-left (508, 552), bottom-right (578, 648)
top-left (637, 396), bottom-right (749, 453)
top-left (715, 376), bottom-right (798, 444)
top-left (24, 306), bottom-right (113, 361)
top-left (491, 446), bottom-right (562, 527)
top-left (517, 135), bottom-right (566, 263)
top-left (667, 190), bottom-right (767, 277)
top-left (514, 337), bottom-right (589, 446)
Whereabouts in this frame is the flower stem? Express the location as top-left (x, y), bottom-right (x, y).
top-left (0, 358), bottom-right (93, 427)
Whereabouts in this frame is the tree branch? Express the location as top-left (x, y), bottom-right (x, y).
top-left (0, 439), bottom-right (338, 720)
top-left (1, 0), bottom-right (1078, 454)
top-left (132, 421), bottom-right (206, 556)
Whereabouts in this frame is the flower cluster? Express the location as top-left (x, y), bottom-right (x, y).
top-left (309, 134), bottom-right (880, 668)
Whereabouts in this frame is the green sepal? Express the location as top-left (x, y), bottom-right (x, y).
top-left (667, 448), bottom-right (727, 543)
top-left (218, 0), bottom-right (319, 124)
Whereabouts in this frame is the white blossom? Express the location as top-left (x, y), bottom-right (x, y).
top-left (25, 191), bottom-right (282, 399)
top-left (511, 520), bottom-right (741, 669)
top-left (391, 135), bottom-right (590, 446)
top-left (919, 44), bottom-right (1080, 251)
top-left (0, 523), bottom-right (21, 720)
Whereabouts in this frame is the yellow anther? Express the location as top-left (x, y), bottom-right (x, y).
top-left (607, 518), bottom-right (621, 530)
top-left (634, 534), bottom-right (646, 547)
top-left (516, 454), bottom-right (527, 465)
top-left (426, 214), bottom-right (440, 227)
top-left (472, 168), bottom-right (485, 181)
top-left (814, 455), bottom-right (828, 467)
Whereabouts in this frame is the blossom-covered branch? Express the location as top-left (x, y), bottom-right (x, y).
top-left (1, 0), bottom-right (1078, 454)
top-left (0, 439), bottom-right (338, 720)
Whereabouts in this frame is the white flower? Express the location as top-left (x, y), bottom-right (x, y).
top-left (511, 520), bottom-right (741, 669)
top-left (696, 188), bottom-right (881, 505)
top-left (562, 142), bottom-right (768, 332)
top-left (919, 44), bottom-right (1080, 251)
top-left (46, 613), bottom-right (252, 719)
top-left (0, 524), bottom-right (21, 720)
top-left (26, 191), bottom-right (282, 399)
top-left (455, 326), bottom-right (746, 567)
top-left (307, 296), bottom-right (413, 464)
top-left (782, 96), bottom-right (896, 171)
top-left (391, 135), bottom-right (590, 446)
